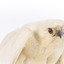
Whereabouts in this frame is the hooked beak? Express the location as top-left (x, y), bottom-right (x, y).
top-left (57, 30), bottom-right (63, 38)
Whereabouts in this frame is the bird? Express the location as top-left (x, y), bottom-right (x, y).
top-left (0, 20), bottom-right (64, 64)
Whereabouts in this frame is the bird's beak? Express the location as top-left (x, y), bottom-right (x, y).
top-left (57, 30), bottom-right (63, 38)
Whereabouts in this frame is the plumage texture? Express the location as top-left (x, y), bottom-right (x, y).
top-left (0, 20), bottom-right (64, 64)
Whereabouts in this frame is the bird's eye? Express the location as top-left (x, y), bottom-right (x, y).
top-left (48, 28), bottom-right (53, 34)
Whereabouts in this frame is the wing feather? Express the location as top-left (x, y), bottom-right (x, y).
top-left (0, 27), bottom-right (32, 64)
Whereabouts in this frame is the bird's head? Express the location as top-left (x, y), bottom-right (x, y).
top-left (37, 20), bottom-right (64, 47)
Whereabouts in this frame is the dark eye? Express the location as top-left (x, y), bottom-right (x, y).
top-left (48, 28), bottom-right (53, 34)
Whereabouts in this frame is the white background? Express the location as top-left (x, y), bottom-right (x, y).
top-left (0, 0), bottom-right (64, 43)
